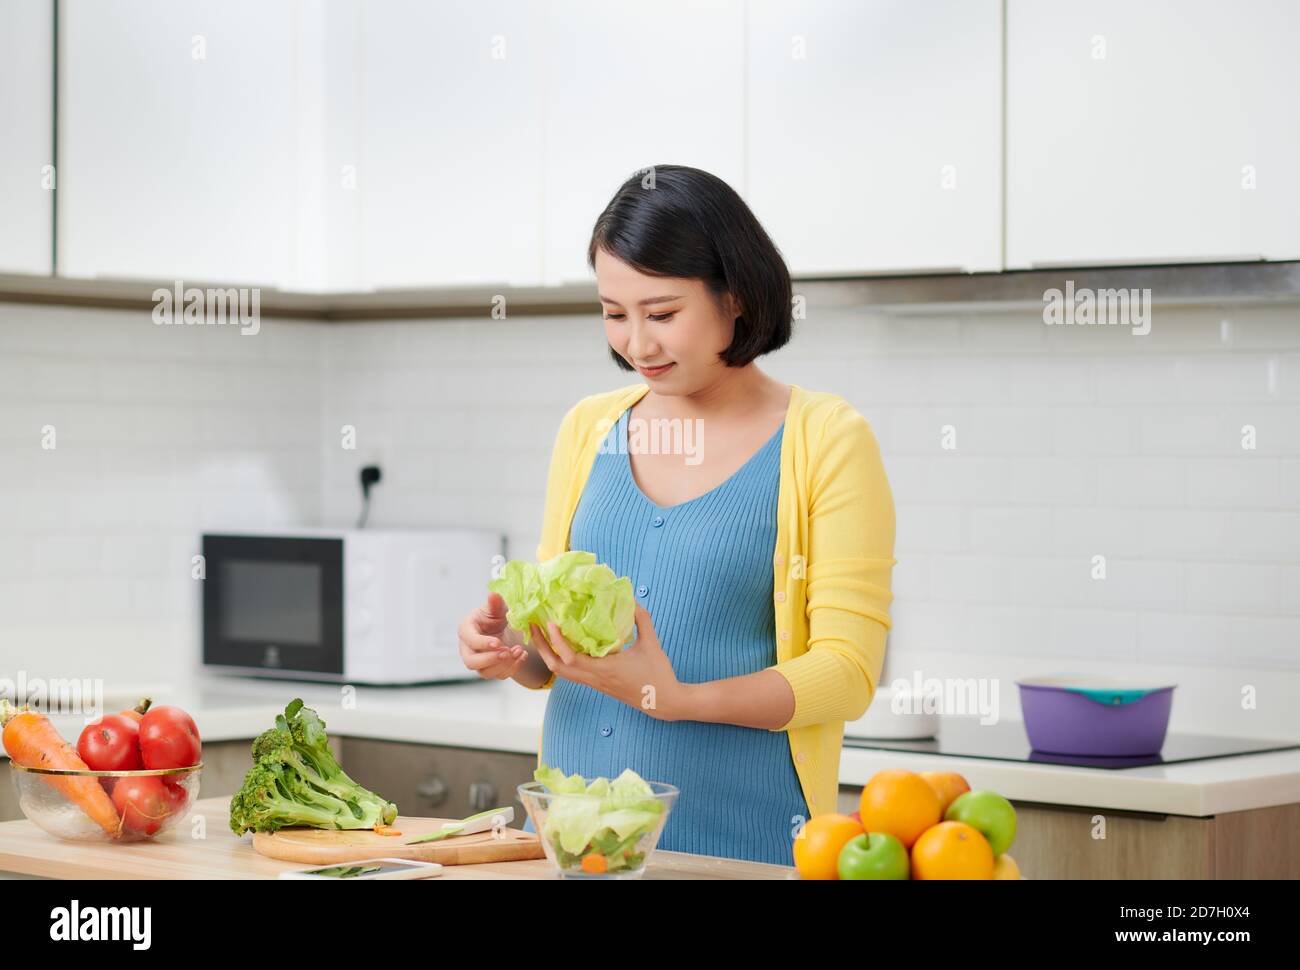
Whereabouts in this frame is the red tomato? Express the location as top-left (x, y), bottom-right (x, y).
top-left (77, 714), bottom-right (143, 771)
top-left (111, 776), bottom-right (173, 835)
top-left (139, 706), bottom-right (202, 769)
top-left (162, 777), bottom-right (190, 814)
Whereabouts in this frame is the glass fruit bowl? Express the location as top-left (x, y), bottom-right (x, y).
top-left (8, 762), bottom-right (202, 843)
top-left (518, 779), bottom-right (678, 879)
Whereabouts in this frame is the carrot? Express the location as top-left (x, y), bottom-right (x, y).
top-left (1, 699), bottom-right (122, 838)
top-left (373, 823), bottom-right (402, 836)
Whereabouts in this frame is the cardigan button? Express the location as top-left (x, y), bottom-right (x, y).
top-left (651, 515), bottom-right (663, 527)
top-left (775, 554), bottom-right (785, 566)
top-left (780, 629), bottom-right (790, 640)
top-left (775, 591), bottom-right (786, 602)
top-left (795, 751), bottom-right (807, 763)
top-left (636, 584), bottom-right (648, 597)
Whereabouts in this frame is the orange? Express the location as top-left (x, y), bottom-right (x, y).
top-left (792, 813), bottom-right (863, 880)
top-left (992, 853), bottom-right (1021, 880)
top-left (919, 771), bottom-right (970, 815)
top-left (911, 821), bottom-right (995, 880)
top-left (858, 769), bottom-right (942, 849)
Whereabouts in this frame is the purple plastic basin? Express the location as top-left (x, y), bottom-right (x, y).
top-left (1017, 679), bottom-right (1175, 757)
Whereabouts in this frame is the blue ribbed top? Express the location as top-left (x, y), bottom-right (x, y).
top-left (531, 403), bottom-right (808, 865)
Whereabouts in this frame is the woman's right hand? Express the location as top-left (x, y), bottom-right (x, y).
top-left (458, 591), bottom-right (530, 680)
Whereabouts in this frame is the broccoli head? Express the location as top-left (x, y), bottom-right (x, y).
top-left (229, 699), bottom-right (398, 835)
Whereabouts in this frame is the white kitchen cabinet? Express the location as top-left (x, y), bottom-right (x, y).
top-left (746, 0), bottom-right (1003, 276)
top-left (58, 0), bottom-right (312, 286)
top-left (1006, 0), bottom-right (1300, 268)
top-left (355, 0), bottom-right (546, 290)
top-left (0, 0), bottom-right (54, 275)
top-left (540, 0), bottom-right (746, 285)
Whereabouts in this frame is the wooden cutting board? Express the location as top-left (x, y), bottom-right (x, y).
top-left (252, 814), bottom-right (545, 866)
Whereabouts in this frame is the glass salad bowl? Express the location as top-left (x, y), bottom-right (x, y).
top-left (518, 777), bottom-right (679, 879)
top-left (9, 762), bottom-right (202, 843)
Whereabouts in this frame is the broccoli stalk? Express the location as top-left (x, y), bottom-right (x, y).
top-left (249, 702), bottom-right (395, 825)
top-left (229, 699), bottom-right (399, 835)
top-left (229, 763), bottom-right (355, 833)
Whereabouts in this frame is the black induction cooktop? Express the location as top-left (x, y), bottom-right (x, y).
top-left (841, 717), bottom-right (1300, 769)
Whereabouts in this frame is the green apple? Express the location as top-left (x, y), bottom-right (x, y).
top-left (945, 790), bottom-right (1016, 856)
top-left (837, 832), bottom-right (910, 880)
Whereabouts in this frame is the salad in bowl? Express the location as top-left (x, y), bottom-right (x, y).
top-left (519, 764), bottom-right (678, 879)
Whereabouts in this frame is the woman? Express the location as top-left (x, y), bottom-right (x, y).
top-left (457, 165), bottom-right (896, 865)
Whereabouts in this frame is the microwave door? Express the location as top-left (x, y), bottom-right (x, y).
top-left (203, 535), bottom-right (344, 676)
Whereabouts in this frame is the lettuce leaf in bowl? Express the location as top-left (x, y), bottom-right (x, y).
top-left (534, 764), bottom-right (665, 871)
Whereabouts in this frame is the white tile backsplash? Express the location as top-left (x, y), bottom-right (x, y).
top-left (1186, 458), bottom-right (1282, 507)
top-left (0, 302), bottom-right (324, 684)
top-left (2, 297), bottom-right (1298, 737)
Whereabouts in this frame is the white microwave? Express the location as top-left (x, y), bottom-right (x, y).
top-left (201, 528), bottom-right (504, 685)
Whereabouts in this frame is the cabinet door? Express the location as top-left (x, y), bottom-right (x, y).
top-left (1006, 0), bottom-right (1300, 267)
top-left (747, 0), bottom-right (1003, 275)
top-left (58, 0), bottom-right (309, 286)
top-left (339, 738), bottom-right (539, 824)
top-left (0, 0), bottom-right (53, 275)
top-left (540, 0), bottom-right (746, 285)
top-left (356, 0), bottom-right (545, 289)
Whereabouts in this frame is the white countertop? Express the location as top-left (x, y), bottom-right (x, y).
top-left (9, 673), bottom-right (1299, 819)
top-left (23, 674), bottom-right (551, 758)
top-left (838, 745), bottom-right (1300, 817)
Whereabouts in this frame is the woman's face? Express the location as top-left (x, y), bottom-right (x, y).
top-left (594, 248), bottom-right (739, 390)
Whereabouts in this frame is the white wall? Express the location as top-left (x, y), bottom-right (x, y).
top-left (319, 301), bottom-right (1300, 739)
top-left (0, 303), bottom-right (324, 687)
top-left (3, 298), bottom-right (1298, 738)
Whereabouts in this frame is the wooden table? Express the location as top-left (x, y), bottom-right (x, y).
top-left (0, 797), bottom-right (798, 880)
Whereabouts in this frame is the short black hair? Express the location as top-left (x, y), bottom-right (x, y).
top-left (588, 165), bottom-right (793, 372)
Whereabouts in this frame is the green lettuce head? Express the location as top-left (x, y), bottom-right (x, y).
top-left (487, 551), bottom-right (636, 657)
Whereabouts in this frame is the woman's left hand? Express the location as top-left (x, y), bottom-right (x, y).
top-left (531, 604), bottom-right (689, 721)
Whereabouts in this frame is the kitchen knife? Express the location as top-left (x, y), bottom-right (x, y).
top-left (404, 805), bottom-right (515, 844)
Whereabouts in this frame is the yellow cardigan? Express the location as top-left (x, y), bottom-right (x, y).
top-left (524, 381), bottom-right (896, 816)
